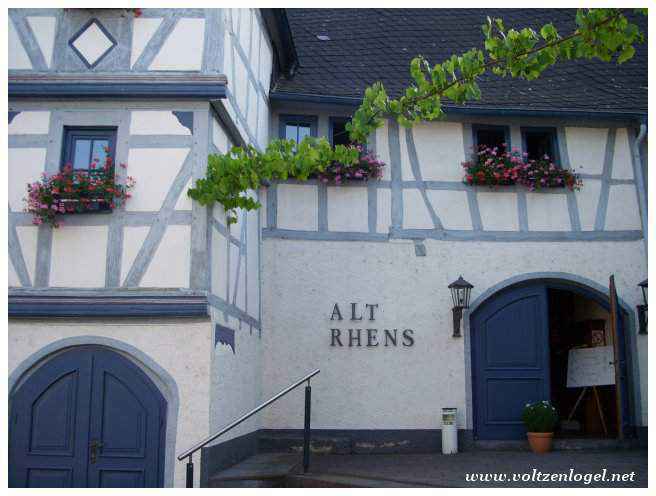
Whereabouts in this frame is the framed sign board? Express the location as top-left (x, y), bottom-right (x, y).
top-left (566, 346), bottom-right (615, 388)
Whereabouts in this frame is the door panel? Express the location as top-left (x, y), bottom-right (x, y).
top-left (472, 284), bottom-right (550, 439)
top-left (87, 349), bottom-right (164, 488)
top-left (9, 347), bottom-right (166, 488)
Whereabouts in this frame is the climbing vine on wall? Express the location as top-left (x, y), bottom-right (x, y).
top-left (188, 8), bottom-right (646, 225)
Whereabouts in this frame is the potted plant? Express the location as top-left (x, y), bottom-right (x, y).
top-left (522, 400), bottom-right (558, 454)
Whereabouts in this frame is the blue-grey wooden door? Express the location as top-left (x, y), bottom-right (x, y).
top-left (471, 284), bottom-right (551, 440)
top-left (9, 347), bottom-right (166, 488)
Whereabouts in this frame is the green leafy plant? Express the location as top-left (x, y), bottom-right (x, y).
top-left (188, 9), bottom-right (646, 223)
top-left (522, 400), bottom-right (559, 433)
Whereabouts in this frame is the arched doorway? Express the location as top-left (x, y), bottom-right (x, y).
top-left (469, 278), bottom-right (632, 441)
top-left (9, 346), bottom-right (167, 488)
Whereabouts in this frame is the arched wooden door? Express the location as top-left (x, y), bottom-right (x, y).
top-left (471, 283), bottom-right (551, 440)
top-left (9, 346), bottom-right (166, 488)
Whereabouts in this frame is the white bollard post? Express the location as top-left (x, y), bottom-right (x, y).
top-left (441, 407), bottom-right (458, 454)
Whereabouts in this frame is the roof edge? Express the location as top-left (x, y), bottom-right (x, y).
top-left (270, 91), bottom-right (647, 122)
top-left (260, 9), bottom-right (298, 78)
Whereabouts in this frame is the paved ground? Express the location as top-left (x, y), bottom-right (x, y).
top-left (307, 450), bottom-right (648, 488)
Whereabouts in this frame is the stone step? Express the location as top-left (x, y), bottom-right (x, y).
top-left (207, 453), bottom-right (301, 488)
top-left (471, 437), bottom-right (640, 451)
top-left (258, 434), bottom-right (352, 455)
top-left (286, 473), bottom-right (433, 488)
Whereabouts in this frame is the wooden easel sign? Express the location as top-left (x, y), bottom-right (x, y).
top-left (566, 346), bottom-right (615, 435)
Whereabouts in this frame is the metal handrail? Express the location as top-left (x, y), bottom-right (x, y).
top-left (177, 368), bottom-right (320, 486)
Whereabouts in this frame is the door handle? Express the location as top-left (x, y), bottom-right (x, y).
top-left (89, 439), bottom-right (104, 464)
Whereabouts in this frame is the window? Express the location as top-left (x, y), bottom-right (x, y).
top-left (330, 117), bottom-right (352, 148)
top-left (61, 126), bottom-right (117, 172)
top-left (279, 115), bottom-right (317, 142)
top-left (522, 127), bottom-right (559, 163)
top-left (473, 124), bottom-right (509, 153)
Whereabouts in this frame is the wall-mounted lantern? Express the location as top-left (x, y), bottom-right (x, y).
top-left (638, 279), bottom-right (647, 334)
top-left (448, 276), bottom-right (473, 338)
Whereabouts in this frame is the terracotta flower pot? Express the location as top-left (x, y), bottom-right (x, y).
top-left (527, 432), bottom-right (554, 454)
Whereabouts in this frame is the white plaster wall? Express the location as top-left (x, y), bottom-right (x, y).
top-left (50, 226), bottom-right (108, 287)
top-left (130, 111), bottom-right (191, 135)
top-left (477, 192), bottom-right (518, 231)
top-left (126, 148), bottom-right (190, 212)
top-left (15, 226), bottom-right (39, 284)
top-left (327, 187), bottom-right (368, 232)
top-left (9, 111), bottom-right (50, 134)
top-left (209, 311), bottom-right (264, 445)
top-left (261, 238), bottom-right (647, 430)
top-left (605, 185), bottom-right (642, 231)
top-left (612, 128), bottom-right (634, 180)
top-left (9, 17), bottom-right (32, 69)
top-left (121, 226), bottom-right (150, 285)
top-left (525, 193), bottom-right (571, 231)
top-left (26, 16), bottom-right (56, 68)
top-left (8, 318), bottom-right (212, 488)
top-left (277, 184), bottom-right (318, 231)
top-left (8, 148), bottom-right (46, 211)
top-left (565, 127), bottom-right (608, 175)
top-left (130, 17), bottom-right (162, 67)
top-left (401, 122), bottom-right (465, 181)
top-left (149, 18), bottom-right (205, 71)
top-left (577, 179), bottom-right (603, 231)
top-left (141, 225), bottom-right (191, 288)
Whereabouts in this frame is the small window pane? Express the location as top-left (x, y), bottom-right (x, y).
top-left (525, 131), bottom-right (554, 161)
top-left (72, 139), bottom-right (92, 169)
top-left (332, 120), bottom-right (351, 147)
top-left (297, 125), bottom-right (311, 142)
top-left (285, 124), bottom-right (298, 141)
top-left (91, 139), bottom-right (110, 166)
top-left (476, 128), bottom-right (506, 152)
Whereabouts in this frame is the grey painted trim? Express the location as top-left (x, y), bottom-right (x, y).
top-left (128, 135), bottom-right (193, 148)
top-left (262, 228), bottom-right (389, 242)
top-left (9, 10), bottom-right (48, 70)
top-left (202, 9), bottom-right (222, 74)
top-left (367, 181), bottom-right (377, 233)
top-left (466, 190), bottom-right (483, 231)
top-left (9, 111), bottom-right (20, 124)
top-left (594, 128), bottom-right (615, 231)
top-left (34, 226), bottom-right (52, 287)
top-left (388, 120), bottom-right (403, 229)
top-left (9, 287), bottom-right (206, 298)
top-left (318, 184), bottom-right (328, 231)
top-left (628, 124), bottom-right (648, 259)
top-left (516, 191), bottom-right (529, 232)
top-left (413, 240), bottom-right (427, 257)
top-left (230, 219), bottom-right (246, 307)
top-left (123, 151), bottom-right (194, 287)
top-left (262, 227), bottom-right (642, 243)
top-left (266, 184), bottom-right (277, 228)
top-left (405, 127), bottom-right (443, 230)
top-left (390, 227), bottom-right (642, 242)
top-left (207, 293), bottom-right (260, 330)
top-left (189, 108), bottom-right (210, 290)
top-left (464, 271), bottom-right (642, 430)
top-left (105, 219), bottom-right (124, 288)
top-left (8, 135), bottom-right (49, 147)
top-left (131, 14), bottom-right (179, 71)
top-left (211, 218), bottom-right (241, 247)
top-left (8, 335), bottom-right (181, 488)
top-left (68, 18), bottom-right (117, 69)
top-left (172, 111), bottom-right (194, 134)
top-left (8, 222), bottom-right (32, 287)
top-left (10, 211), bottom-right (192, 227)
top-left (557, 127), bottom-right (582, 232)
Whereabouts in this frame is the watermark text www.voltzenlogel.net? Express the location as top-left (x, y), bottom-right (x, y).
top-left (465, 468), bottom-right (636, 485)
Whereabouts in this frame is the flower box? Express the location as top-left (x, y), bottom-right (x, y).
top-left (316, 144), bottom-right (385, 185)
top-left (462, 145), bottom-right (581, 191)
top-left (25, 153), bottom-right (134, 228)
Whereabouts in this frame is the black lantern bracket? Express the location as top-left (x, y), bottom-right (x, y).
top-left (448, 276), bottom-right (473, 338)
top-left (638, 279), bottom-right (647, 334)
